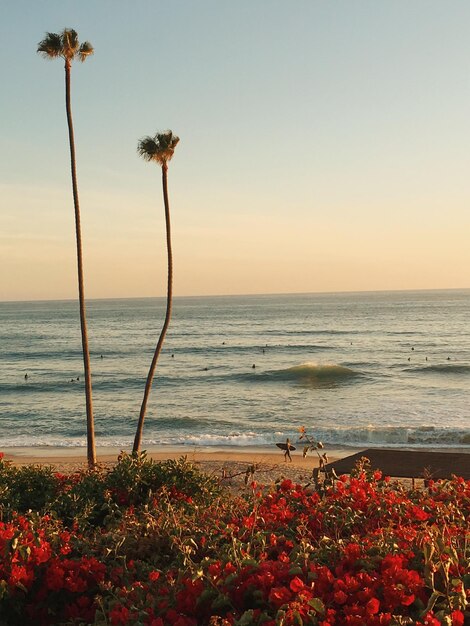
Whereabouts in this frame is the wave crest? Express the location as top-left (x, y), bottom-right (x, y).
top-left (252, 362), bottom-right (362, 386)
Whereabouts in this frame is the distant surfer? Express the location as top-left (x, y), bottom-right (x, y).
top-left (284, 438), bottom-right (293, 462)
top-left (24, 373), bottom-right (28, 380)
top-left (252, 364), bottom-right (256, 369)
top-left (276, 438), bottom-right (295, 462)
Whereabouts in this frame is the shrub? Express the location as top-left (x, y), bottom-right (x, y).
top-left (0, 454), bottom-right (468, 625)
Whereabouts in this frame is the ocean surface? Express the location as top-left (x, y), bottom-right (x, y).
top-left (0, 290), bottom-right (469, 451)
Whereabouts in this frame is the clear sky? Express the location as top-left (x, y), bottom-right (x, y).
top-left (1, 1), bottom-right (469, 301)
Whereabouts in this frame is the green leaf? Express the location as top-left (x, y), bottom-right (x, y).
top-left (293, 610), bottom-right (303, 626)
top-left (420, 590), bottom-right (444, 617)
top-left (308, 598), bottom-right (325, 615)
top-left (196, 588), bottom-right (216, 606)
top-left (235, 610), bottom-right (255, 626)
top-left (211, 593), bottom-right (232, 611)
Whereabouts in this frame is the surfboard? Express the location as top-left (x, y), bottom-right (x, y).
top-left (276, 442), bottom-right (296, 451)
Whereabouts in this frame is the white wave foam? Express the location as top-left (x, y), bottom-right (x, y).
top-left (1, 426), bottom-right (469, 450)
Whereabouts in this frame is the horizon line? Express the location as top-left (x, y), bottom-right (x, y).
top-left (2, 285), bottom-right (470, 305)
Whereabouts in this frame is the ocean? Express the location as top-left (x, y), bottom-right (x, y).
top-left (0, 290), bottom-right (469, 451)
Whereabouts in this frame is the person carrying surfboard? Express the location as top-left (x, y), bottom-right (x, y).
top-left (284, 438), bottom-right (293, 462)
top-left (276, 438), bottom-right (296, 461)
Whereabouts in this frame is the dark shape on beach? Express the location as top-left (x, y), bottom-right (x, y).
top-left (324, 448), bottom-right (470, 480)
top-left (276, 442), bottom-right (296, 452)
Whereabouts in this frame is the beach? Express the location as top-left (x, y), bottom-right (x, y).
top-left (2, 445), bottom-right (352, 491)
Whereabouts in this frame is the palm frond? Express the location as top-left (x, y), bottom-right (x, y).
top-left (37, 28), bottom-right (93, 64)
top-left (77, 41), bottom-right (94, 62)
top-left (61, 28), bottom-right (79, 59)
top-left (137, 136), bottom-right (159, 161)
top-left (138, 131), bottom-right (179, 165)
top-left (37, 32), bottom-right (62, 58)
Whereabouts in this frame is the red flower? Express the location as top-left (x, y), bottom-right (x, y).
top-left (110, 605), bottom-right (130, 625)
top-left (290, 576), bottom-right (305, 593)
top-left (366, 598), bottom-right (380, 615)
top-left (451, 610), bottom-right (465, 626)
top-left (334, 590), bottom-right (348, 605)
top-left (421, 613), bottom-right (441, 626)
top-left (269, 585), bottom-right (292, 607)
top-left (10, 564), bottom-right (34, 590)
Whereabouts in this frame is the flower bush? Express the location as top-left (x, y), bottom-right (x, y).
top-left (0, 453), bottom-right (468, 625)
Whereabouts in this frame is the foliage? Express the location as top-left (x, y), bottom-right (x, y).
top-left (299, 426), bottom-right (329, 469)
top-left (0, 452), bottom-right (468, 625)
top-left (37, 29), bottom-right (94, 63)
top-left (137, 130), bottom-right (180, 166)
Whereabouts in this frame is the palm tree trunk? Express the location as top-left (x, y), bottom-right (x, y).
top-left (133, 163), bottom-right (173, 454)
top-left (64, 59), bottom-right (96, 467)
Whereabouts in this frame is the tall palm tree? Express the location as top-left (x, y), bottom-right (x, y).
top-left (37, 29), bottom-right (96, 467)
top-left (133, 131), bottom-right (179, 454)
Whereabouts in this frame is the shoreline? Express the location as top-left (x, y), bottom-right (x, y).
top-left (2, 445), bottom-right (468, 480)
top-left (2, 444), bottom-right (357, 471)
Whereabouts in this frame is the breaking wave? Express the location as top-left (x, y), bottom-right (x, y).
top-left (251, 363), bottom-right (362, 385)
top-left (1, 426), bottom-right (469, 450)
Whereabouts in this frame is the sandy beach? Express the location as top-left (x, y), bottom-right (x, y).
top-left (1, 445), bottom-right (355, 489)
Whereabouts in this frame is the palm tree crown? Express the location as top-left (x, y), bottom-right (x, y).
top-left (37, 28), bottom-right (93, 63)
top-left (137, 131), bottom-right (180, 167)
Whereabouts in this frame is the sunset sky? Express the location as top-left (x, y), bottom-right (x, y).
top-left (1, 1), bottom-right (470, 301)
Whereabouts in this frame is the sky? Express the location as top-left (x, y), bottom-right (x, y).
top-left (1, 1), bottom-right (470, 301)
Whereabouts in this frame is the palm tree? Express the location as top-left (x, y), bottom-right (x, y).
top-left (133, 131), bottom-right (179, 454)
top-left (37, 29), bottom-right (96, 467)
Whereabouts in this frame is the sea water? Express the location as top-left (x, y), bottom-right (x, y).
top-left (0, 290), bottom-right (469, 451)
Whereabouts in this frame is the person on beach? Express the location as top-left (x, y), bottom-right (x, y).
top-left (284, 438), bottom-right (293, 462)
